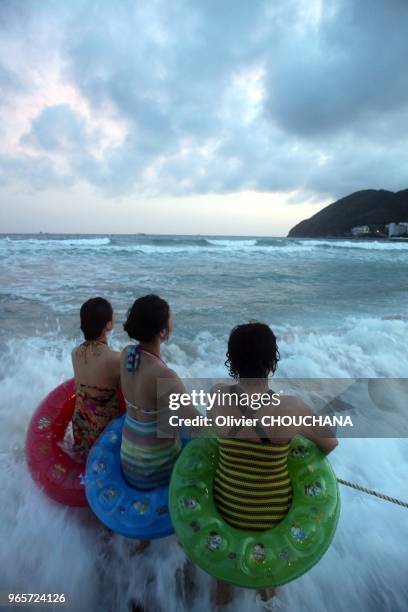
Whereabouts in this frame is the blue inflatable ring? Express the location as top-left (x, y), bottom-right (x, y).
top-left (85, 415), bottom-right (176, 540)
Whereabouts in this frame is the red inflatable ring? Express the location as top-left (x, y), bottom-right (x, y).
top-left (26, 379), bottom-right (125, 507)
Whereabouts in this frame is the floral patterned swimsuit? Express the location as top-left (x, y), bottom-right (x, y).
top-left (71, 341), bottom-right (120, 458)
top-left (72, 383), bottom-right (120, 457)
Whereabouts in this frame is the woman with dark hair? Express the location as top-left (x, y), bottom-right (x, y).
top-left (71, 297), bottom-right (121, 457)
top-left (212, 322), bottom-right (338, 609)
top-left (120, 295), bottom-right (189, 493)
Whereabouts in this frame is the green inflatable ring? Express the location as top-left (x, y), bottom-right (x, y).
top-left (169, 436), bottom-right (340, 588)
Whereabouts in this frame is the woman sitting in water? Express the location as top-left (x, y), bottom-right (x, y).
top-left (71, 297), bottom-right (121, 458)
top-left (120, 294), bottom-right (190, 491)
top-left (212, 323), bottom-right (338, 609)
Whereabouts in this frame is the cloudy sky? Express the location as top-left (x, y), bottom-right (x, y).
top-left (1, 0), bottom-right (407, 235)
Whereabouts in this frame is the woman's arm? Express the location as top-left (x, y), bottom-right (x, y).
top-left (290, 397), bottom-right (338, 455)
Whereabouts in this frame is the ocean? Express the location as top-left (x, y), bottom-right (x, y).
top-left (0, 234), bottom-right (407, 611)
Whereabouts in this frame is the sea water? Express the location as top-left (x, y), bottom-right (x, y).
top-left (0, 234), bottom-right (407, 611)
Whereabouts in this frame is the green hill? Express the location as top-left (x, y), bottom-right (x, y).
top-left (288, 189), bottom-right (408, 238)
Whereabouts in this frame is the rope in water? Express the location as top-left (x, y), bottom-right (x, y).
top-left (337, 478), bottom-right (408, 508)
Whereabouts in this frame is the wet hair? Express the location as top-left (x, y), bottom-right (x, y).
top-left (124, 294), bottom-right (170, 342)
top-left (80, 297), bottom-right (113, 341)
top-left (225, 322), bottom-right (280, 379)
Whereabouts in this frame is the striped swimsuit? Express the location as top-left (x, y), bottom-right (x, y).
top-left (214, 437), bottom-right (293, 531)
top-left (120, 345), bottom-right (181, 490)
top-left (120, 401), bottom-right (181, 489)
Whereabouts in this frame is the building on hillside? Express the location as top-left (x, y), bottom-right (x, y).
top-left (351, 225), bottom-right (370, 237)
top-left (387, 222), bottom-right (408, 238)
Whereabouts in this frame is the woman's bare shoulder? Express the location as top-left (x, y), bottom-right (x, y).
top-left (279, 394), bottom-right (311, 415)
top-left (106, 346), bottom-right (121, 362)
top-left (210, 381), bottom-right (233, 393)
top-left (119, 345), bottom-right (129, 360)
top-left (153, 362), bottom-right (187, 398)
top-left (71, 345), bottom-right (82, 361)
top-left (152, 360), bottom-right (179, 380)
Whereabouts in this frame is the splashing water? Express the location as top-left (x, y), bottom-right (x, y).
top-left (1, 234), bottom-right (407, 611)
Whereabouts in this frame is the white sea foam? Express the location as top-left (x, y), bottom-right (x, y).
top-left (275, 316), bottom-right (408, 378)
top-left (0, 236), bottom-right (111, 249)
top-left (205, 238), bottom-right (258, 248)
top-left (1, 231), bottom-right (407, 610)
top-left (1, 316), bottom-right (407, 611)
top-left (1, 235), bottom-right (407, 260)
top-left (303, 239), bottom-right (408, 251)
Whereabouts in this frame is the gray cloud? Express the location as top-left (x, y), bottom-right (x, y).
top-left (0, 153), bottom-right (72, 191)
top-left (1, 0), bottom-right (408, 200)
top-left (21, 104), bottom-right (88, 151)
top-left (265, 0), bottom-right (408, 137)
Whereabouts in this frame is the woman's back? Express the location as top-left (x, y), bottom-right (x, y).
top-left (71, 330), bottom-right (121, 456)
top-left (212, 382), bottom-right (293, 531)
top-left (214, 437), bottom-right (292, 531)
top-left (120, 343), bottom-right (182, 490)
top-left (72, 341), bottom-right (120, 389)
top-left (120, 345), bottom-right (167, 415)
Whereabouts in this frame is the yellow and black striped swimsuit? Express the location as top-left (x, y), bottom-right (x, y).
top-left (214, 437), bottom-right (293, 531)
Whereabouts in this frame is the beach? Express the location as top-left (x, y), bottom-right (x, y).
top-left (0, 234), bottom-right (407, 611)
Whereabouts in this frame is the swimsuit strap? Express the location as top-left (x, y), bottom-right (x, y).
top-left (82, 339), bottom-right (108, 346)
top-left (126, 345), bottom-right (141, 372)
top-left (126, 344), bottom-right (166, 372)
top-left (125, 398), bottom-right (167, 416)
top-left (79, 338), bottom-right (108, 363)
top-left (139, 345), bottom-right (166, 365)
top-left (227, 384), bottom-right (272, 443)
top-left (77, 382), bottom-right (117, 393)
